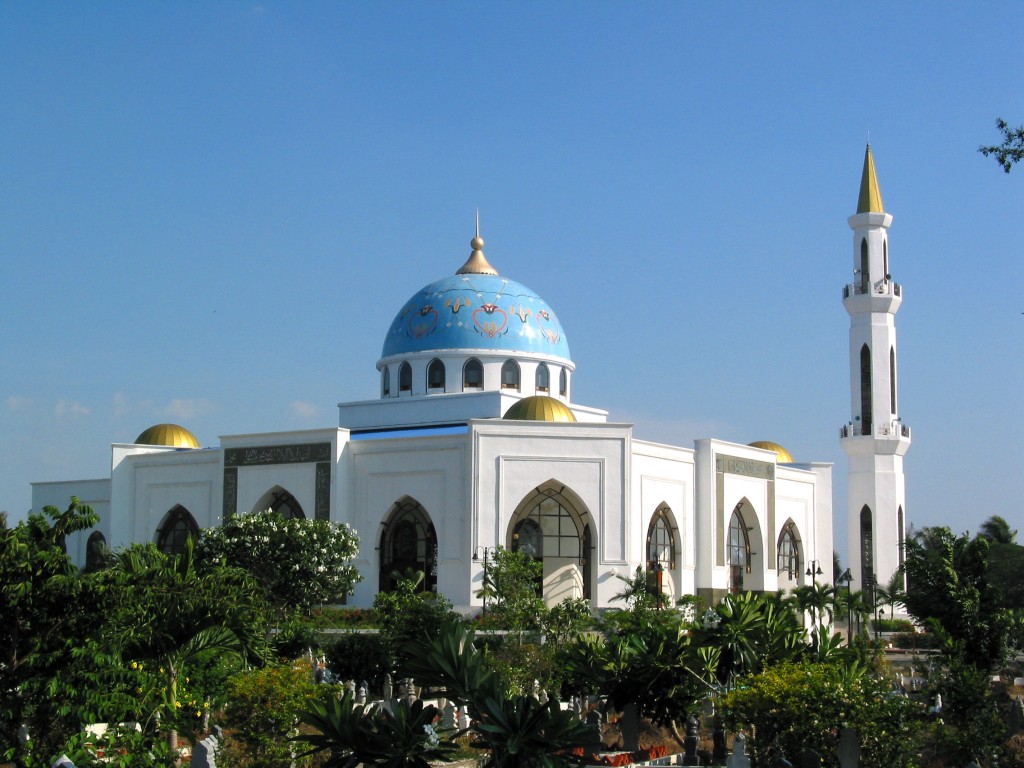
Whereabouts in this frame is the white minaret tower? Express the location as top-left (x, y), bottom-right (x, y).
top-left (841, 145), bottom-right (910, 594)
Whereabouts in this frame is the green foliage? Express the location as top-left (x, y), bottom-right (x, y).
top-left (295, 690), bottom-right (458, 768)
top-left (988, 541), bottom-right (1024, 611)
top-left (196, 509), bottom-right (361, 613)
top-left (0, 497), bottom-right (104, 764)
top-left (903, 526), bottom-right (1013, 670)
top-left (324, 633), bottom-right (392, 692)
top-left (374, 570), bottom-right (459, 674)
top-left (220, 661), bottom-right (331, 768)
top-left (979, 118), bottom-right (1024, 173)
top-left (480, 548), bottom-right (546, 637)
top-left (873, 617), bottom-right (915, 633)
top-left (721, 661), bottom-right (923, 768)
top-left (540, 597), bottom-right (593, 645)
top-left (611, 566), bottom-right (668, 613)
top-left (473, 695), bottom-right (596, 768)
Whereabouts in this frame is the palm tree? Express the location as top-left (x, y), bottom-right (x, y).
top-left (875, 570), bottom-right (907, 621)
top-left (979, 515), bottom-right (1018, 544)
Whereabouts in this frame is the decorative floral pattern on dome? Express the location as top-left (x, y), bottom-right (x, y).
top-left (381, 273), bottom-right (571, 360)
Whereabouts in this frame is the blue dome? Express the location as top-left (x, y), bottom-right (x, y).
top-left (381, 273), bottom-right (571, 360)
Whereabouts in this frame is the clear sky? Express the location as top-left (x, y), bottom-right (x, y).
top-left (2, 3), bottom-right (1022, 562)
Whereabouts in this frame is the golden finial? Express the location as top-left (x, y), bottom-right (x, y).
top-left (457, 210), bottom-right (498, 275)
top-left (857, 143), bottom-right (885, 214)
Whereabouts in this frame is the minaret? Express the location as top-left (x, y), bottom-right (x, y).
top-left (841, 145), bottom-right (910, 594)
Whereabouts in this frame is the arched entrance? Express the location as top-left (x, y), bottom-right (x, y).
top-left (379, 497), bottom-right (438, 593)
top-left (508, 482), bottom-right (592, 606)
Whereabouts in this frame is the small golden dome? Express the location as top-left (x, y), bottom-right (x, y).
top-left (135, 423), bottom-right (200, 448)
top-left (503, 396), bottom-right (577, 423)
top-left (748, 440), bottom-right (794, 463)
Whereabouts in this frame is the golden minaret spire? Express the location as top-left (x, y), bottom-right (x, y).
top-left (456, 210), bottom-right (499, 275)
top-left (856, 143), bottom-right (885, 214)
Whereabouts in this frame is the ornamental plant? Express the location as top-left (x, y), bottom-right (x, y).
top-left (196, 509), bottom-right (362, 613)
top-left (720, 661), bottom-right (924, 768)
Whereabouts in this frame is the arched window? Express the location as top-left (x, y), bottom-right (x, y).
top-left (646, 505), bottom-right (676, 571)
top-left (399, 362), bottom-right (412, 392)
top-left (510, 484), bottom-right (590, 600)
top-left (860, 344), bottom-right (872, 435)
top-left (427, 359), bottom-right (445, 390)
top-left (463, 358), bottom-right (483, 389)
top-left (382, 367), bottom-right (391, 397)
top-left (156, 505), bottom-right (199, 557)
top-left (535, 363), bottom-right (549, 393)
top-left (559, 368), bottom-right (568, 397)
top-left (860, 505), bottom-right (874, 587)
top-left (889, 346), bottom-right (897, 415)
top-left (883, 239), bottom-right (889, 279)
top-left (859, 238), bottom-right (870, 293)
top-left (897, 506), bottom-right (906, 586)
top-left (512, 518), bottom-right (543, 558)
top-left (379, 498), bottom-right (437, 593)
top-left (728, 504), bottom-right (751, 594)
top-left (270, 489), bottom-right (305, 520)
top-left (501, 360), bottom-right (520, 390)
top-left (85, 531), bottom-right (107, 572)
top-left (777, 521), bottom-right (800, 579)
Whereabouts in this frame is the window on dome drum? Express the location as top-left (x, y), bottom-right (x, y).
top-left (379, 498), bottom-right (437, 593)
top-left (860, 344), bottom-right (872, 435)
top-left (427, 359), bottom-right (445, 390)
top-left (156, 505), bottom-right (199, 557)
top-left (463, 358), bottom-right (483, 389)
top-left (889, 346), bottom-right (897, 415)
top-left (399, 362), bottom-right (412, 392)
top-left (382, 367), bottom-right (391, 397)
top-left (859, 238), bottom-right (870, 293)
top-left (559, 368), bottom-right (568, 397)
top-left (85, 531), bottom-right (107, 572)
top-left (271, 490), bottom-right (305, 520)
top-left (501, 360), bottom-right (520, 390)
top-left (728, 504), bottom-right (751, 594)
top-left (535, 363), bottom-right (549, 392)
top-left (777, 521), bottom-right (800, 579)
top-left (860, 505), bottom-right (874, 588)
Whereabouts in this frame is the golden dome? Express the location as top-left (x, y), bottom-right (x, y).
top-left (503, 396), bottom-right (577, 423)
top-left (135, 423), bottom-right (200, 448)
top-left (748, 440), bottom-right (794, 463)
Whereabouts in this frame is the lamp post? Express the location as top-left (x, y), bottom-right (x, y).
top-left (838, 568), bottom-right (853, 645)
top-left (805, 560), bottom-right (824, 581)
top-left (473, 546), bottom-right (498, 616)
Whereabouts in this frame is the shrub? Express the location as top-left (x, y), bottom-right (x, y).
top-left (324, 633), bottom-right (392, 693)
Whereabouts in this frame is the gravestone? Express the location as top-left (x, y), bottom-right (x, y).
top-left (683, 714), bottom-right (701, 765)
top-left (51, 757), bottom-right (76, 768)
top-left (582, 709), bottom-right (604, 754)
top-left (441, 702), bottom-right (457, 730)
top-left (619, 702), bottom-right (640, 752)
top-left (1007, 696), bottom-right (1024, 734)
top-left (458, 707), bottom-right (471, 730)
top-left (539, 689), bottom-right (549, 705)
top-left (383, 673), bottom-right (393, 701)
top-left (726, 734), bottom-right (750, 768)
top-left (712, 718), bottom-right (728, 764)
top-left (837, 728), bottom-right (860, 768)
top-left (356, 683), bottom-right (367, 705)
top-left (190, 734), bottom-right (220, 768)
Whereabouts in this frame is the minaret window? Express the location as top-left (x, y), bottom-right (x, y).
top-left (399, 362), bottom-right (412, 392)
top-left (897, 506), bottom-right (906, 586)
top-left (501, 360), bottom-right (520, 390)
top-left (859, 238), bottom-right (870, 293)
top-left (860, 505), bottom-right (874, 587)
top-left (889, 346), bottom-right (897, 415)
top-left (382, 367), bottom-right (391, 397)
top-left (883, 239), bottom-right (889, 280)
top-left (427, 359), bottom-right (445, 390)
top-left (860, 344), bottom-right (872, 435)
top-left (559, 368), bottom-right (568, 397)
top-left (463, 358), bottom-right (483, 389)
top-left (536, 363), bottom-right (549, 392)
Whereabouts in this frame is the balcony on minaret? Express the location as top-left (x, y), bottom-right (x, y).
top-left (840, 419), bottom-right (912, 457)
top-left (842, 279), bottom-right (902, 315)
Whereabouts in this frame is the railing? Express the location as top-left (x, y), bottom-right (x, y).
top-left (840, 421), bottom-right (911, 439)
top-left (843, 280), bottom-right (902, 299)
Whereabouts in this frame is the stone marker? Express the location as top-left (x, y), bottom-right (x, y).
top-left (726, 733), bottom-right (750, 768)
top-left (800, 748), bottom-right (822, 768)
top-left (837, 727), bottom-right (860, 768)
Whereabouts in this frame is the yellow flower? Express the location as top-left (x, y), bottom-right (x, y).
top-left (175, 701), bottom-right (182, 709)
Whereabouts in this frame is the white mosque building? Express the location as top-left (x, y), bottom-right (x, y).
top-left (32, 148), bottom-right (907, 612)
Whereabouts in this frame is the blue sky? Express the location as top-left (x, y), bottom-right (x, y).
top-left (2, 3), bottom-right (1022, 561)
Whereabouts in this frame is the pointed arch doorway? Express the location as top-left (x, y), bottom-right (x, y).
top-left (379, 497), bottom-right (438, 593)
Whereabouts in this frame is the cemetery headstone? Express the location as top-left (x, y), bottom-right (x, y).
top-left (619, 702), bottom-right (640, 753)
top-left (800, 748), bottom-right (822, 768)
top-left (726, 734), bottom-right (750, 768)
top-left (684, 714), bottom-right (701, 765)
top-left (837, 728), bottom-right (860, 768)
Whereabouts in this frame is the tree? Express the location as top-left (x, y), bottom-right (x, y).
top-left (902, 526), bottom-right (1013, 670)
top-left (0, 498), bottom-right (104, 765)
top-left (979, 514), bottom-right (1017, 544)
top-left (374, 569), bottom-right (458, 674)
top-left (979, 118), bottom-right (1024, 173)
top-left (875, 570), bottom-right (906, 621)
top-left (196, 509), bottom-right (361, 614)
top-left (479, 547), bottom-right (546, 640)
top-left (98, 540), bottom-right (270, 755)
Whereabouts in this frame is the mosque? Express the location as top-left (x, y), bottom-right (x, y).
top-left (31, 147), bottom-right (907, 611)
